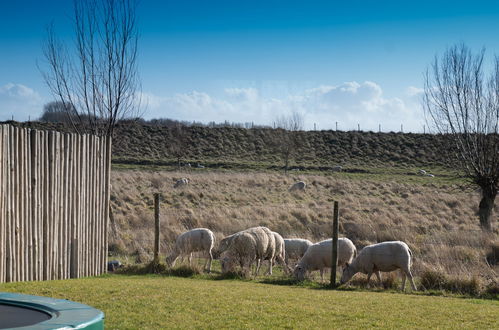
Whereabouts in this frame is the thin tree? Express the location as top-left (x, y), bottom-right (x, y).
top-left (41, 0), bottom-right (141, 137)
top-left (274, 112), bottom-right (304, 174)
top-left (423, 44), bottom-right (499, 231)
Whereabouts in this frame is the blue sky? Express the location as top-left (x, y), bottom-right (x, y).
top-left (2, 1), bottom-right (499, 131)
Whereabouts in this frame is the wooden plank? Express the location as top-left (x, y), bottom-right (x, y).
top-left (0, 125), bottom-right (5, 283)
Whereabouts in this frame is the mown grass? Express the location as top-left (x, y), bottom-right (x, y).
top-left (2, 274), bottom-right (498, 329)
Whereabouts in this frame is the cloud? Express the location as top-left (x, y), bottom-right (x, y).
top-left (141, 81), bottom-right (425, 132)
top-left (0, 83), bottom-right (44, 121)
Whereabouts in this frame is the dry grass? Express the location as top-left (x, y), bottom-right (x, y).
top-left (109, 170), bottom-right (498, 286)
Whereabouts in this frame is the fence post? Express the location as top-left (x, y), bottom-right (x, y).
top-left (330, 201), bottom-right (339, 288)
top-left (153, 193), bottom-right (161, 263)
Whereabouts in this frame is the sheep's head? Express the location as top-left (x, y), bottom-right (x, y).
top-left (221, 256), bottom-right (235, 274)
top-left (340, 263), bottom-right (355, 284)
top-left (293, 264), bottom-right (307, 281)
top-left (165, 254), bottom-right (176, 267)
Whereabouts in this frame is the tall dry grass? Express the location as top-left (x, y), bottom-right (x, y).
top-left (109, 170), bottom-right (498, 286)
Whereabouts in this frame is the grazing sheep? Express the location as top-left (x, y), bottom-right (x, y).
top-left (284, 238), bottom-right (313, 265)
top-left (340, 241), bottom-right (417, 291)
top-left (269, 232), bottom-right (291, 273)
top-left (418, 169), bottom-right (427, 175)
top-left (221, 226), bottom-right (276, 276)
top-left (221, 232), bottom-right (258, 275)
top-left (166, 228), bottom-right (215, 272)
top-left (332, 165), bottom-right (343, 172)
top-left (174, 177), bottom-right (189, 188)
top-left (289, 181), bottom-right (306, 191)
top-left (426, 173), bottom-right (435, 177)
top-left (294, 238), bottom-right (357, 282)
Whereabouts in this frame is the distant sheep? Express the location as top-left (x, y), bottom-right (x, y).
top-left (418, 169), bottom-right (426, 175)
top-left (166, 228), bottom-right (215, 272)
top-left (340, 241), bottom-right (417, 291)
top-left (332, 165), bottom-right (342, 172)
top-left (284, 238), bottom-right (313, 265)
top-left (289, 181), bottom-right (306, 191)
top-left (294, 238), bottom-right (357, 282)
top-left (426, 173), bottom-right (435, 177)
top-left (221, 226), bottom-right (276, 276)
top-left (174, 177), bottom-right (189, 188)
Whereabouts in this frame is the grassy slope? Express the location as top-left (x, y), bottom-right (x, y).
top-left (5, 121), bottom-right (453, 170)
top-left (2, 275), bottom-right (498, 329)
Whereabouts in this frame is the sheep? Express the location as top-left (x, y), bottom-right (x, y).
top-left (166, 228), bottom-right (215, 272)
top-left (340, 241), bottom-right (417, 291)
top-left (332, 165), bottom-right (342, 172)
top-left (289, 181), bottom-right (306, 191)
top-left (418, 169), bottom-right (427, 175)
top-left (426, 173), bottom-right (435, 177)
top-left (284, 238), bottom-right (313, 266)
top-left (221, 232), bottom-right (258, 275)
top-left (269, 231), bottom-right (291, 273)
top-left (294, 238), bottom-right (357, 282)
top-left (174, 177), bottom-right (189, 188)
top-left (221, 226), bottom-right (276, 276)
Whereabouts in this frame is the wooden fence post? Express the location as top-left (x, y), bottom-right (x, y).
top-left (330, 201), bottom-right (339, 288)
top-left (154, 193), bottom-right (161, 263)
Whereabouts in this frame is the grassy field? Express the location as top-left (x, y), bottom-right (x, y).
top-left (108, 169), bottom-right (498, 291)
top-left (2, 274), bottom-right (498, 329)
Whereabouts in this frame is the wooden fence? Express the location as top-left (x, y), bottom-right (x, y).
top-left (0, 124), bottom-right (111, 282)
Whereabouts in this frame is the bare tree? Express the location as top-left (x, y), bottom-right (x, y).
top-left (41, 0), bottom-right (141, 137)
top-left (423, 44), bottom-right (499, 231)
top-left (274, 112), bottom-right (304, 174)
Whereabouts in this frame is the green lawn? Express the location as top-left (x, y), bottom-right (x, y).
top-left (2, 275), bottom-right (498, 329)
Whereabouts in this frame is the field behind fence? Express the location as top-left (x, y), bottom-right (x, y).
top-left (0, 124), bottom-right (111, 283)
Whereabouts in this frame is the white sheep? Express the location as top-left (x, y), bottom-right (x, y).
top-left (221, 232), bottom-right (259, 275)
top-left (284, 238), bottom-right (313, 265)
top-left (269, 231), bottom-right (290, 273)
top-left (332, 165), bottom-right (343, 172)
top-left (166, 228), bottom-right (215, 272)
top-left (294, 238), bottom-right (357, 282)
top-left (340, 241), bottom-right (417, 291)
top-left (221, 226), bottom-right (276, 276)
top-left (418, 169), bottom-right (427, 175)
top-left (174, 177), bottom-right (189, 188)
top-left (289, 181), bottom-right (306, 191)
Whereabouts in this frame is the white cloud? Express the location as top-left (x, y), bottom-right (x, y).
top-left (141, 81), bottom-right (425, 132)
top-left (0, 83), bottom-right (44, 121)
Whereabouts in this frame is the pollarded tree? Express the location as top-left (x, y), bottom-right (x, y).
top-left (274, 112), bottom-right (305, 174)
top-left (423, 44), bottom-right (499, 231)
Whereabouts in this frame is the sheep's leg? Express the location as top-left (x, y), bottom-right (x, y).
top-left (320, 269), bottom-right (325, 282)
top-left (401, 270), bottom-right (407, 291)
top-left (206, 250), bottom-right (213, 273)
top-left (375, 271), bottom-right (382, 287)
top-left (366, 271), bottom-right (373, 288)
top-left (188, 253), bottom-right (193, 266)
top-left (267, 258), bottom-right (273, 276)
top-left (407, 270), bottom-right (417, 291)
top-left (255, 259), bottom-right (262, 276)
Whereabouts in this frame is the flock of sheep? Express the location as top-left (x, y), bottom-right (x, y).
top-left (165, 226), bottom-right (417, 291)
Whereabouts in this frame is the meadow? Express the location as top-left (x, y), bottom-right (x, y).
top-left (2, 274), bottom-right (498, 329)
top-left (108, 168), bottom-right (498, 295)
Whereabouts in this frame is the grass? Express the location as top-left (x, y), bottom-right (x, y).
top-left (2, 274), bottom-right (498, 329)
top-left (109, 169), bottom-right (498, 289)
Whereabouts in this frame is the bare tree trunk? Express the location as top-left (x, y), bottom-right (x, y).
top-left (479, 189), bottom-right (496, 231)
